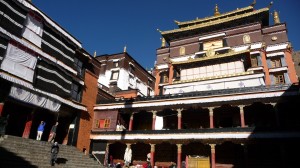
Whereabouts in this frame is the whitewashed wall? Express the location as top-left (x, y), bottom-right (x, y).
top-left (98, 68), bottom-right (154, 96)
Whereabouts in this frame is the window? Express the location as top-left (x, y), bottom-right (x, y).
top-left (180, 47), bottom-right (186, 55)
top-left (71, 82), bottom-right (82, 102)
top-left (129, 64), bottom-right (135, 74)
top-left (271, 58), bottom-right (281, 68)
top-left (95, 119), bottom-right (111, 128)
top-left (251, 55), bottom-right (258, 67)
top-left (110, 71), bottom-right (119, 80)
top-left (147, 88), bottom-right (151, 96)
top-left (22, 12), bottom-right (43, 47)
top-left (136, 80), bottom-right (141, 89)
top-left (274, 74), bottom-right (285, 84)
top-left (113, 61), bottom-right (119, 68)
top-left (148, 79), bottom-right (153, 85)
top-left (74, 57), bottom-right (84, 78)
top-left (160, 72), bottom-right (169, 83)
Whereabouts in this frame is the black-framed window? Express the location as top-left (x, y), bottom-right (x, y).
top-left (74, 57), bottom-right (84, 78)
top-left (113, 61), bottom-right (119, 68)
top-left (110, 70), bottom-right (119, 80)
top-left (71, 82), bottom-right (82, 102)
top-left (129, 64), bottom-right (135, 74)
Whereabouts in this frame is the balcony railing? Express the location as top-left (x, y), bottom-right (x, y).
top-left (91, 126), bottom-right (300, 135)
top-left (97, 84), bottom-right (297, 104)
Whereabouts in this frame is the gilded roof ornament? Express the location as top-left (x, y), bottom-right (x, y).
top-left (267, 1), bottom-right (273, 9)
top-left (160, 37), bottom-right (166, 48)
top-left (124, 45), bottom-right (127, 53)
top-left (174, 20), bottom-right (180, 24)
top-left (250, 0), bottom-right (256, 7)
top-left (273, 10), bottom-right (280, 24)
top-left (214, 4), bottom-right (221, 16)
top-left (93, 50), bottom-right (97, 57)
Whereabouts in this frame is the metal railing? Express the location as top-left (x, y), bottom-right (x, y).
top-left (91, 152), bottom-right (104, 166)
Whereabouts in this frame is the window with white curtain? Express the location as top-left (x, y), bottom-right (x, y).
top-left (22, 12), bottom-right (43, 47)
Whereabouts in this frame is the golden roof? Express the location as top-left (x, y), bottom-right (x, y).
top-left (162, 7), bottom-right (269, 35)
top-left (176, 6), bottom-right (253, 26)
top-left (172, 49), bottom-right (249, 65)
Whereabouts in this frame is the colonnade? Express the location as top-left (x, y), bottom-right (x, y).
top-left (126, 103), bottom-right (279, 131)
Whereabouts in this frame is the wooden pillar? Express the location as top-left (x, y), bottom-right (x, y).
top-left (129, 113), bottom-right (134, 131)
top-left (0, 102), bottom-right (4, 117)
top-left (154, 70), bottom-right (161, 95)
top-left (177, 108), bottom-right (183, 130)
top-left (104, 143), bottom-right (111, 167)
top-left (239, 105), bottom-right (246, 128)
top-left (209, 107), bottom-right (214, 128)
top-left (210, 144), bottom-right (216, 168)
top-left (22, 111), bottom-right (34, 139)
top-left (177, 144), bottom-right (182, 168)
top-left (150, 144), bottom-right (155, 167)
top-left (260, 50), bottom-right (271, 85)
top-left (280, 144), bottom-right (286, 168)
top-left (63, 124), bottom-right (72, 145)
top-left (151, 110), bottom-right (157, 130)
top-left (241, 143), bottom-right (248, 168)
top-left (168, 64), bottom-right (174, 84)
top-left (271, 103), bottom-right (280, 127)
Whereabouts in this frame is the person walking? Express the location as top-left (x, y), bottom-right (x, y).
top-left (36, 121), bottom-right (46, 140)
top-left (123, 145), bottom-right (132, 167)
top-left (50, 142), bottom-right (59, 166)
top-left (48, 122), bottom-right (58, 143)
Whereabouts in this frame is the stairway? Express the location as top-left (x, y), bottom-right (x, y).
top-left (0, 135), bottom-right (103, 168)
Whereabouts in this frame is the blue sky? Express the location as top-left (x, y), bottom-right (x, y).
top-left (33, 0), bottom-right (300, 70)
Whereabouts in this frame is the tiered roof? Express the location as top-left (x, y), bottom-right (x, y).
top-left (159, 4), bottom-right (270, 41)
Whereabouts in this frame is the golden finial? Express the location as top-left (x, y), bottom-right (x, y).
top-left (124, 45), bottom-right (127, 53)
top-left (268, 1), bottom-right (273, 9)
top-left (160, 37), bottom-right (166, 48)
top-left (250, 0), bottom-right (256, 7)
top-left (157, 29), bottom-right (162, 33)
top-left (174, 20), bottom-right (180, 24)
top-left (93, 50), bottom-right (97, 57)
top-left (287, 42), bottom-right (292, 49)
top-left (214, 4), bottom-right (220, 16)
top-left (273, 10), bottom-right (280, 24)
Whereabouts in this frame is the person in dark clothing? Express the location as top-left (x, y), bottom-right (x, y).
top-left (48, 122), bottom-right (58, 143)
top-left (50, 142), bottom-right (59, 166)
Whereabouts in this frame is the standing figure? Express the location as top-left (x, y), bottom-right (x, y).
top-left (48, 122), bottom-right (58, 143)
top-left (36, 121), bottom-right (46, 140)
top-left (146, 153), bottom-right (151, 168)
top-left (123, 145), bottom-right (132, 167)
top-left (50, 142), bottom-right (59, 166)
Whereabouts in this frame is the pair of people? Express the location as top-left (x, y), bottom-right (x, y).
top-left (36, 121), bottom-right (58, 142)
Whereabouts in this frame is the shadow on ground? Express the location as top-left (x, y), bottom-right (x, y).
top-left (0, 146), bottom-right (38, 168)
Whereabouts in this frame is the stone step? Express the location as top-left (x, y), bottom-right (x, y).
top-left (0, 135), bottom-right (103, 168)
